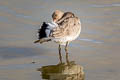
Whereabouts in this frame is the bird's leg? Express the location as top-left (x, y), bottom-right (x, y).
top-left (65, 42), bottom-right (69, 65)
top-left (65, 42), bottom-right (68, 52)
top-left (58, 44), bottom-right (62, 63)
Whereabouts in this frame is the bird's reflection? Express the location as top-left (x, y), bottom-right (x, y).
top-left (37, 53), bottom-right (85, 80)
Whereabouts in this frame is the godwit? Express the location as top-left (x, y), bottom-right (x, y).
top-left (34, 10), bottom-right (81, 62)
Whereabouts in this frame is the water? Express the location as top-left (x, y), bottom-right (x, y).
top-left (0, 0), bottom-right (120, 80)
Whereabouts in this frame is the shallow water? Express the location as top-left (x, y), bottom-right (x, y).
top-left (0, 0), bottom-right (120, 80)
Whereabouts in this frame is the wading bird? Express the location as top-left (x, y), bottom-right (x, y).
top-left (34, 10), bottom-right (81, 63)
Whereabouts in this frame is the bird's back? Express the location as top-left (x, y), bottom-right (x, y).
top-left (51, 16), bottom-right (81, 45)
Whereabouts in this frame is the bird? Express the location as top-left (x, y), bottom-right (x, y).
top-left (34, 10), bottom-right (81, 62)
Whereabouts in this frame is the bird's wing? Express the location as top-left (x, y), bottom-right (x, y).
top-left (51, 17), bottom-right (81, 38)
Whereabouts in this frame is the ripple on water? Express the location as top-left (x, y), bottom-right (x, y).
top-left (69, 38), bottom-right (103, 50)
top-left (78, 38), bottom-right (104, 44)
top-left (0, 5), bottom-right (35, 20)
top-left (91, 3), bottom-right (120, 8)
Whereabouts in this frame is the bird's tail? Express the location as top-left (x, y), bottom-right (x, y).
top-left (34, 38), bottom-right (51, 44)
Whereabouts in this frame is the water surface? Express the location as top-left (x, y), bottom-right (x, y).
top-left (0, 0), bottom-right (120, 80)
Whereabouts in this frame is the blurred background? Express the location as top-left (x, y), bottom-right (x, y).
top-left (0, 0), bottom-right (120, 80)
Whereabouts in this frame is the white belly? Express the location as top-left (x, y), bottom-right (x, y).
top-left (53, 27), bottom-right (81, 45)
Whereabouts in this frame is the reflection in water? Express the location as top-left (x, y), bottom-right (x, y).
top-left (37, 53), bottom-right (85, 80)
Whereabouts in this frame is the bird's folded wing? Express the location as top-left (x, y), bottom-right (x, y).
top-left (51, 17), bottom-right (81, 38)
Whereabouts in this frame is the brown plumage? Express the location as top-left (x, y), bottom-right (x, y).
top-left (51, 11), bottom-right (81, 43)
top-left (34, 10), bottom-right (81, 63)
top-left (51, 10), bottom-right (81, 63)
top-left (52, 17), bottom-right (80, 37)
top-left (57, 12), bottom-right (75, 24)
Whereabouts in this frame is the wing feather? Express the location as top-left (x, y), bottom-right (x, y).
top-left (51, 17), bottom-right (81, 38)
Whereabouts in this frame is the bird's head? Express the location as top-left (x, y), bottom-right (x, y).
top-left (52, 10), bottom-right (64, 22)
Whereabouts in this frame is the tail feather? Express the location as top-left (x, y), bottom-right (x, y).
top-left (38, 22), bottom-right (48, 39)
top-left (34, 21), bottom-right (57, 44)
